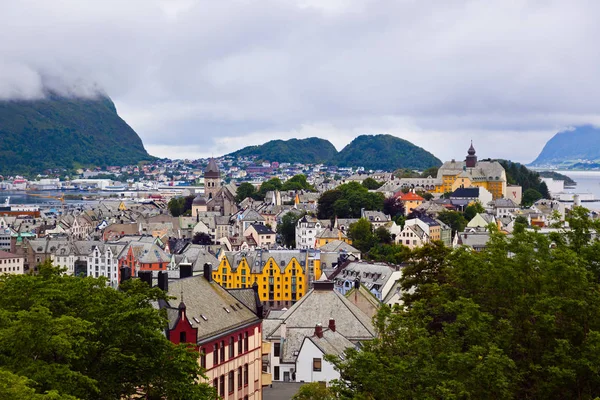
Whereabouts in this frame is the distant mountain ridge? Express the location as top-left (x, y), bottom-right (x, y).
top-left (226, 134), bottom-right (442, 170)
top-left (531, 125), bottom-right (600, 166)
top-left (0, 93), bottom-right (154, 175)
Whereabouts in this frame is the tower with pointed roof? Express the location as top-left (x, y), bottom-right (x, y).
top-left (465, 141), bottom-right (477, 168)
top-left (204, 158), bottom-right (220, 200)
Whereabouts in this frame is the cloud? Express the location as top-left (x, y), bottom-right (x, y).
top-left (1, 0), bottom-right (599, 163)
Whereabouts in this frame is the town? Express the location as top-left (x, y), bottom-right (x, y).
top-left (0, 142), bottom-right (588, 399)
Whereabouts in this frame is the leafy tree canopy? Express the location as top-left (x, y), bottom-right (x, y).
top-left (522, 188), bottom-right (544, 207)
top-left (317, 182), bottom-right (384, 219)
top-left (361, 177), bottom-right (383, 190)
top-left (330, 208), bottom-right (600, 400)
top-left (0, 262), bottom-right (214, 400)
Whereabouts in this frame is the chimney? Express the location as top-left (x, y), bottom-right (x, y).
top-left (180, 264), bottom-right (193, 279)
top-left (138, 270), bottom-right (152, 287)
top-left (315, 323), bottom-right (323, 338)
top-left (203, 263), bottom-right (212, 282)
top-left (328, 319), bottom-right (336, 332)
top-left (158, 270), bottom-right (169, 292)
top-left (354, 278), bottom-right (360, 289)
top-left (119, 266), bottom-right (131, 284)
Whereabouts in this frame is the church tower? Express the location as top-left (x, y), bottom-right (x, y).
top-left (465, 141), bottom-right (477, 168)
top-left (204, 158), bottom-right (220, 200)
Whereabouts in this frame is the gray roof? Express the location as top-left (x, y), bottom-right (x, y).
top-left (265, 282), bottom-right (376, 341)
top-left (319, 240), bottom-right (360, 254)
top-left (163, 275), bottom-right (260, 344)
top-left (305, 328), bottom-right (356, 358)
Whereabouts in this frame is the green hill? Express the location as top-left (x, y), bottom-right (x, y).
top-left (227, 137), bottom-right (337, 164)
top-left (334, 134), bottom-right (442, 170)
top-left (0, 93), bottom-right (154, 175)
top-left (227, 134), bottom-right (441, 170)
top-left (531, 125), bottom-right (600, 166)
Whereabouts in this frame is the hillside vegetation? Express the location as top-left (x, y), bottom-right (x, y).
top-left (227, 134), bottom-right (442, 171)
top-left (531, 125), bottom-right (600, 166)
top-left (0, 93), bottom-right (154, 174)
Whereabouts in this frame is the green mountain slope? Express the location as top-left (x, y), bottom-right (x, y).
top-left (0, 93), bottom-right (154, 174)
top-left (531, 125), bottom-right (600, 166)
top-left (334, 134), bottom-right (442, 170)
top-left (227, 134), bottom-right (441, 170)
top-left (227, 137), bottom-right (337, 164)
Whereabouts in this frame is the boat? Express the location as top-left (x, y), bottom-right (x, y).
top-left (104, 185), bottom-right (127, 192)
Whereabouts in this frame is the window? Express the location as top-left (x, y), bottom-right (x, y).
top-left (179, 331), bottom-right (187, 343)
top-left (200, 349), bottom-right (206, 369)
top-left (229, 336), bottom-right (235, 358)
top-left (313, 358), bottom-right (322, 372)
top-left (238, 366), bottom-right (242, 389)
top-left (219, 375), bottom-right (225, 397)
top-left (238, 334), bottom-right (243, 353)
top-left (274, 342), bottom-right (280, 357)
top-left (213, 343), bottom-right (219, 365)
top-left (243, 364), bottom-right (248, 385)
top-left (274, 366), bottom-right (280, 381)
top-left (220, 340), bottom-right (225, 362)
top-left (228, 371), bottom-right (234, 394)
top-left (213, 378), bottom-right (218, 391)
top-left (243, 332), bottom-right (248, 352)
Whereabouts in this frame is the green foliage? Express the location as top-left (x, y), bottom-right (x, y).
top-left (281, 174), bottom-right (316, 192)
top-left (227, 137), bottom-right (337, 164)
top-left (235, 182), bottom-right (257, 203)
top-left (347, 218), bottom-right (377, 253)
top-left (317, 182), bottom-right (384, 219)
top-left (168, 195), bottom-right (195, 217)
top-left (464, 201), bottom-right (485, 221)
top-left (421, 166), bottom-right (439, 178)
top-left (292, 382), bottom-right (336, 400)
top-left (437, 210), bottom-right (468, 234)
top-left (522, 188), bottom-right (543, 207)
top-left (499, 160), bottom-right (550, 198)
top-left (336, 135), bottom-right (442, 170)
top-left (367, 243), bottom-right (412, 264)
top-left (0, 94), bottom-right (154, 175)
top-left (277, 212), bottom-right (304, 248)
top-left (394, 169), bottom-right (420, 178)
top-left (0, 369), bottom-right (77, 400)
top-left (0, 261), bottom-right (214, 400)
top-left (383, 196), bottom-right (405, 219)
top-left (330, 211), bottom-right (600, 399)
top-left (257, 178), bottom-right (282, 199)
top-left (361, 177), bottom-right (383, 190)
top-left (538, 170), bottom-right (577, 186)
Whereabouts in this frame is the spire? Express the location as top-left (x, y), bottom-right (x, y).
top-left (466, 141), bottom-right (477, 168)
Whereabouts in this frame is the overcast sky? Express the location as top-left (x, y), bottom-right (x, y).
top-left (1, 0), bottom-right (599, 163)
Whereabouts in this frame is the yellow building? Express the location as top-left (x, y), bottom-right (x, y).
top-left (214, 250), bottom-right (321, 308)
top-left (315, 227), bottom-right (352, 248)
top-left (433, 143), bottom-right (507, 200)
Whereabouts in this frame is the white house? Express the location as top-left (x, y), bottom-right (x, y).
top-left (295, 323), bottom-right (355, 384)
top-left (0, 250), bottom-right (24, 275)
top-left (295, 216), bottom-right (322, 249)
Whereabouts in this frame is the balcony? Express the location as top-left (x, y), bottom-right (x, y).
top-left (262, 372), bottom-right (272, 386)
top-left (261, 341), bottom-right (271, 355)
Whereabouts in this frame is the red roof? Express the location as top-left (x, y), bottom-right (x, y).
top-left (397, 192), bottom-right (424, 201)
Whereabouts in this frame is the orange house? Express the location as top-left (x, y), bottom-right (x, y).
top-left (396, 192), bottom-right (424, 214)
top-left (118, 242), bottom-right (170, 279)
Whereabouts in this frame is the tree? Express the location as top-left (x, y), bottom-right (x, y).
top-left (416, 190), bottom-right (434, 201)
top-left (374, 226), bottom-right (392, 244)
top-left (192, 232), bottom-right (212, 245)
top-left (0, 262), bottom-right (215, 400)
top-left (464, 201), bottom-right (485, 221)
top-left (348, 218), bottom-right (377, 254)
top-left (383, 196), bottom-right (405, 218)
top-left (257, 178), bottom-right (282, 199)
top-left (437, 210), bottom-right (468, 234)
top-left (292, 382), bottom-right (335, 400)
top-left (522, 188), bottom-right (543, 207)
top-left (0, 369), bottom-right (77, 400)
top-left (277, 212), bottom-right (303, 248)
top-left (281, 174), bottom-right (315, 192)
top-left (421, 166), bottom-right (439, 178)
top-left (330, 210), bottom-right (600, 399)
top-left (168, 195), bottom-right (195, 217)
top-left (317, 182), bottom-right (385, 219)
top-left (235, 182), bottom-right (256, 203)
top-left (361, 177), bottom-right (383, 190)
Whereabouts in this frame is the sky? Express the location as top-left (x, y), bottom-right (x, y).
top-left (1, 0), bottom-right (600, 164)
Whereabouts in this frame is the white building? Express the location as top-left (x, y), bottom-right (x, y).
top-left (0, 250), bottom-right (24, 275)
top-left (295, 216), bottom-right (322, 249)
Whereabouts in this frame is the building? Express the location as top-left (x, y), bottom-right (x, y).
top-left (295, 216), bottom-right (322, 250)
top-left (0, 250), bottom-right (24, 274)
top-left (449, 187), bottom-right (493, 206)
top-left (434, 143), bottom-right (507, 200)
top-left (262, 281), bottom-right (375, 384)
top-left (360, 210), bottom-right (391, 229)
top-left (329, 261), bottom-right (403, 301)
top-left (396, 191), bottom-right (424, 214)
top-left (215, 250), bottom-right (316, 308)
top-left (117, 241), bottom-right (170, 279)
top-left (244, 224), bottom-right (276, 249)
top-left (315, 227), bottom-right (352, 248)
top-left (159, 267), bottom-right (264, 400)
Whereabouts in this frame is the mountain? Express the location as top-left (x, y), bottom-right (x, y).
top-left (0, 93), bottom-right (154, 175)
top-left (227, 135), bottom-right (441, 170)
top-left (531, 125), bottom-right (600, 166)
top-left (227, 137), bottom-right (338, 164)
top-left (334, 134), bottom-right (442, 170)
